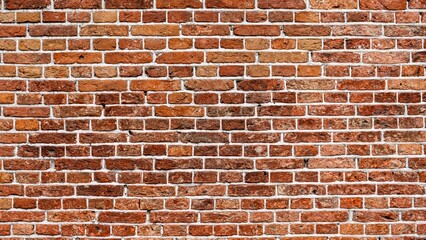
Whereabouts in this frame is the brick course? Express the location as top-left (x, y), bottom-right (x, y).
top-left (0, 0), bottom-right (425, 238)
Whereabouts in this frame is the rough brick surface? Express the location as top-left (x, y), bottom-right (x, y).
top-left (0, 0), bottom-right (425, 239)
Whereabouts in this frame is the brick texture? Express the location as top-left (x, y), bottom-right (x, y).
top-left (0, 0), bottom-right (425, 239)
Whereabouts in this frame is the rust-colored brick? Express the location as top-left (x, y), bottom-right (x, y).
top-left (0, 0), bottom-right (425, 239)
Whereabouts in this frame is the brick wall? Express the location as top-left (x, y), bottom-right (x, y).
top-left (0, 0), bottom-right (425, 238)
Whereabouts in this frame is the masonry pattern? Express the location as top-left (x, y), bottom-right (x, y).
top-left (0, 0), bottom-right (425, 239)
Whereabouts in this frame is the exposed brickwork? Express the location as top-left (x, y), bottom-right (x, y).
top-left (0, 0), bottom-right (425, 238)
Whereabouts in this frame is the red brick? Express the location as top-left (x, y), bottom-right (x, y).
top-left (328, 184), bottom-right (376, 195)
top-left (54, 0), bottom-right (102, 8)
top-left (229, 185), bottom-right (275, 196)
top-left (4, 107), bottom-right (50, 118)
top-left (156, 52), bottom-right (204, 64)
top-left (238, 79), bottom-right (283, 91)
top-left (151, 212), bottom-right (197, 223)
top-left (258, 0), bottom-right (306, 9)
top-left (284, 25), bottom-right (331, 36)
top-left (301, 211), bottom-right (348, 222)
top-left (48, 211), bottom-right (95, 222)
top-left (363, 52), bottom-right (410, 64)
top-left (207, 52), bottom-right (255, 63)
top-left (206, 0), bottom-right (254, 8)
top-left (29, 26), bottom-right (77, 36)
top-left (183, 25), bottom-right (230, 36)
top-left (234, 25), bottom-right (280, 36)
top-left (259, 52), bottom-right (308, 63)
top-left (310, 0), bottom-right (357, 9)
top-left (105, 0), bottom-right (153, 9)
top-left (201, 211), bottom-right (248, 222)
top-left (54, 52), bottom-right (102, 64)
top-left (0, 211), bottom-right (44, 222)
top-left (98, 212), bottom-right (146, 223)
top-left (105, 52), bottom-right (152, 63)
top-left (360, 0), bottom-right (407, 10)
top-left (132, 24), bottom-right (180, 36)
top-left (0, 26), bottom-right (26, 37)
top-left (5, 0), bottom-right (50, 9)
top-left (80, 25), bottom-right (128, 36)
top-left (4, 53), bottom-right (51, 64)
top-left (157, 0), bottom-right (202, 8)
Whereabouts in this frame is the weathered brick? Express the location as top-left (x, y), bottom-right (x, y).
top-left (29, 26), bottom-right (77, 36)
top-left (258, 0), bottom-right (306, 9)
top-left (29, 80), bottom-right (75, 92)
top-left (4, 107), bottom-right (50, 117)
top-left (301, 211), bottom-right (348, 222)
top-left (157, 52), bottom-right (204, 64)
top-left (0, 26), bottom-right (26, 37)
top-left (53, 106), bottom-right (102, 118)
top-left (183, 25), bottom-right (230, 36)
top-left (363, 52), bottom-right (410, 64)
top-left (80, 25), bottom-right (128, 36)
top-left (310, 0), bottom-right (357, 9)
top-left (105, 52), bottom-right (152, 64)
top-left (157, 0), bottom-right (202, 8)
top-left (284, 25), bottom-right (331, 36)
top-left (54, 0), bottom-right (102, 9)
top-left (234, 25), bottom-right (281, 36)
top-left (360, 0), bottom-right (407, 10)
top-left (54, 52), bottom-right (102, 64)
top-left (4, 53), bottom-right (51, 64)
top-left (105, 0), bottom-right (153, 9)
top-left (5, 0), bottom-right (50, 9)
top-left (259, 52), bottom-right (308, 63)
top-left (207, 0), bottom-right (254, 8)
top-left (207, 52), bottom-right (255, 63)
top-left (98, 212), bottom-right (146, 223)
top-left (132, 25), bottom-right (180, 36)
top-left (131, 80), bottom-right (180, 91)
